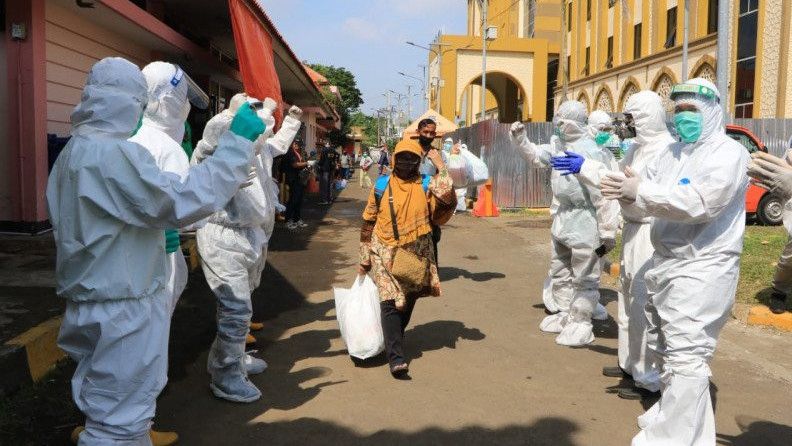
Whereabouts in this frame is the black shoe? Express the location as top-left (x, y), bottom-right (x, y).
top-left (390, 363), bottom-right (410, 380)
top-left (618, 387), bottom-right (660, 400)
top-left (602, 366), bottom-right (629, 378)
top-left (769, 291), bottom-right (787, 314)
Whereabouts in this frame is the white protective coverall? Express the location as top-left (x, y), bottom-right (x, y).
top-left (47, 57), bottom-right (255, 445)
top-left (193, 94), bottom-right (301, 403)
top-left (510, 101), bottom-right (619, 346)
top-left (614, 79), bottom-right (749, 446)
top-left (129, 62), bottom-right (193, 313)
top-left (576, 92), bottom-right (675, 392)
top-left (455, 143), bottom-right (470, 212)
top-left (588, 110), bottom-right (623, 158)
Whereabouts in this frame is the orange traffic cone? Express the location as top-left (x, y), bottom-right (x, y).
top-left (472, 180), bottom-right (500, 217)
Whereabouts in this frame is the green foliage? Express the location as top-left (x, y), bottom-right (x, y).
top-left (308, 63), bottom-right (365, 146)
top-left (737, 225), bottom-right (788, 305)
top-left (349, 111), bottom-right (378, 146)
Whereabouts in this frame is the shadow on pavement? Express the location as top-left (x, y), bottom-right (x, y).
top-left (717, 415), bottom-right (792, 445)
top-left (225, 416), bottom-right (582, 445)
top-left (439, 267), bottom-right (506, 282)
top-left (405, 320), bottom-right (486, 361)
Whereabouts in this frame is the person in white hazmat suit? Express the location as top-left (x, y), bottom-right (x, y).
top-left (453, 143), bottom-right (469, 213)
top-left (600, 78), bottom-right (749, 446)
top-left (129, 62), bottom-right (210, 313)
top-left (551, 92), bottom-right (674, 399)
top-left (510, 100), bottom-right (619, 346)
top-left (193, 94), bottom-right (302, 403)
top-left (587, 110), bottom-right (624, 159)
top-left (47, 57), bottom-right (265, 446)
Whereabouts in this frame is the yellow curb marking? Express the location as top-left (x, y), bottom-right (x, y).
top-left (747, 305), bottom-right (792, 332)
top-left (6, 316), bottom-right (65, 381)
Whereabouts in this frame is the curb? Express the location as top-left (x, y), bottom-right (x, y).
top-left (1, 316), bottom-right (65, 395)
top-left (746, 305), bottom-right (792, 332)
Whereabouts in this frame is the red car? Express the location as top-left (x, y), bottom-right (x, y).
top-left (726, 124), bottom-right (783, 226)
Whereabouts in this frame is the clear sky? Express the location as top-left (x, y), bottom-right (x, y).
top-left (258, 0), bottom-right (468, 119)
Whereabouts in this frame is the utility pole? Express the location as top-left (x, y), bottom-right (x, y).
top-left (406, 84), bottom-right (412, 122)
top-left (480, 0), bottom-right (488, 122)
top-left (716, 0), bottom-right (730, 117)
top-left (560, 1), bottom-right (568, 100)
top-left (681, 0), bottom-right (689, 82)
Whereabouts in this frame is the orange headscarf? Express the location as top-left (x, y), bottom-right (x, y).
top-left (363, 140), bottom-right (433, 246)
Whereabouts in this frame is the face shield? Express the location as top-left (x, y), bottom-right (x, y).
top-left (170, 66), bottom-right (210, 110)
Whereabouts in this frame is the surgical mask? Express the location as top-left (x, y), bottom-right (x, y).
top-left (131, 112), bottom-right (144, 137)
top-left (442, 141), bottom-right (452, 152)
top-left (595, 131), bottom-right (611, 146)
top-left (674, 111), bottom-right (703, 143)
top-left (553, 127), bottom-right (562, 140)
top-left (418, 135), bottom-right (434, 149)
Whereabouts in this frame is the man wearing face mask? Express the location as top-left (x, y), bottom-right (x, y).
top-left (49, 57), bottom-right (264, 446)
top-left (552, 91), bottom-right (675, 400)
top-left (601, 78), bottom-right (749, 446)
top-left (416, 119), bottom-right (444, 262)
top-left (588, 110), bottom-right (623, 159)
top-left (510, 101), bottom-right (619, 347)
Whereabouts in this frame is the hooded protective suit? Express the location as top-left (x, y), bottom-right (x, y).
top-left (605, 79), bottom-right (749, 446)
top-left (193, 94), bottom-right (301, 403)
top-left (47, 57), bottom-right (256, 445)
top-left (588, 110), bottom-right (623, 158)
top-left (129, 62), bottom-right (193, 314)
top-left (510, 101), bottom-right (619, 346)
top-left (455, 143), bottom-right (469, 212)
top-left (563, 92), bottom-right (675, 392)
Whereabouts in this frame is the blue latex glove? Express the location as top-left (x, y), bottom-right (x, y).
top-left (164, 229), bottom-right (181, 254)
top-left (550, 151), bottom-right (585, 176)
top-left (230, 104), bottom-right (267, 142)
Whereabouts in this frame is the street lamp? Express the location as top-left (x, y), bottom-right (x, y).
top-left (398, 71), bottom-right (427, 110)
top-left (406, 40), bottom-right (452, 114)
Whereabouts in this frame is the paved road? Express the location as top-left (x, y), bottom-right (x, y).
top-left (155, 179), bottom-right (792, 445)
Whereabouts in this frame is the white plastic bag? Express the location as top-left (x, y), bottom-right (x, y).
top-left (447, 154), bottom-right (469, 188)
top-left (461, 148), bottom-right (489, 186)
top-left (334, 275), bottom-right (384, 359)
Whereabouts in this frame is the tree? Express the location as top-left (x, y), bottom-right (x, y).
top-left (308, 63), bottom-right (364, 145)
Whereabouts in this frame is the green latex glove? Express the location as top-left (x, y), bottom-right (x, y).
top-left (229, 104), bottom-right (266, 142)
top-left (164, 229), bottom-right (181, 254)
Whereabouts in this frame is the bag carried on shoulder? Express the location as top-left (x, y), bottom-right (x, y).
top-left (385, 181), bottom-right (430, 290)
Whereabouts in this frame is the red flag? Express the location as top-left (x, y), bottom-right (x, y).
top-left (228, 0), bottom-right (283, 126)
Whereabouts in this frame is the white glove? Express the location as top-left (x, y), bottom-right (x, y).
top-left (288, 105), bottom-right (303, 120)
top-left (749, 152), bottom-right (792, 201)
top-left (193, 141), bottom-right (216, 164)
top-left (510, 121), bottom-right (528, 147)
top-left (262, 97), bottom-right (278, 114)
top-left (601, 167), bottom-right (640, 202)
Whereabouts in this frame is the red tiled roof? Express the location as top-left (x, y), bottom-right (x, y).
top-left (303, 65), bottom-right (328, 86)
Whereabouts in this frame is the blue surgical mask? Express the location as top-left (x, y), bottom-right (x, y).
top-left (674, 111), bottom-right (703, 143)
top-left (595, 131), bottom-right (611, 146)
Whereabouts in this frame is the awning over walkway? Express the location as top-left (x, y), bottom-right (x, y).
top-left (402, 109), bottom-right (459, 140)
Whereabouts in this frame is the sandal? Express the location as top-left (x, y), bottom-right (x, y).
top-left (390, 363), bottom-right (409, 379)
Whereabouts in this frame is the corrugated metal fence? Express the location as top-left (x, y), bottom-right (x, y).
top-left (730, 118), bottom-right (792, 157)
top-left (445, 118), bottom-right (792, 209)
top-left (445, 120), bottom-right (554, 208)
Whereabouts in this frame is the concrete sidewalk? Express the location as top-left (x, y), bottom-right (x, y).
top-left (148, 180), bottom-right (792, 445)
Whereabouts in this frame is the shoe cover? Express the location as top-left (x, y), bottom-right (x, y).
top-left (592, 302), bottom-right (609, 320)
top-left (207, 338), bottom-right (261, 403)
top-left (541, 276), bottom-right (560, 313)
top-left (637, 400), bottom-right (661, 429)
top-left (244, 353), bottom-right (268, 375)
top-left (540, 312), bottom-right (568, 333)
top-left (555, 320), bottom-right (594, 346)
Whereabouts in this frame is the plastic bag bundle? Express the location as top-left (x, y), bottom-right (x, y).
top-left (334, 275), bottom-right (384, 359)
top-left (447, 154), bottom-right (470, 188)
top-left (461, 148), bottom-right (489, 186)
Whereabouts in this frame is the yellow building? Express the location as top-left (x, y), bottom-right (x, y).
top-left (559, 1), bottom-right (792, 119)
top-left (431, 0), bottom-right (562, 125)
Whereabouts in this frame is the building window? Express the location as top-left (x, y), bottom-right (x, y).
top-left (707, 0), bottom-right (718, 34)
top-left (584, 46), bottom-right (590, 76)
top-left (665, 7), bottom-right (677, 48)
top-left (547, 59), bottom-right (559, 119)
top-left (586, 0), bottom-right (591, 21)
top-left (523, 0), bottom-right (536, 38)
top-left (568, 2), bottom-right (573, 32)
top-left (633, 23), bottom-right (642, 60)
top-left (606, 36), bottom-right (614, 68)
top-left (567, 55), bottom-right (571, 80)
top-left (735, 0), bottom-right (759, 118)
